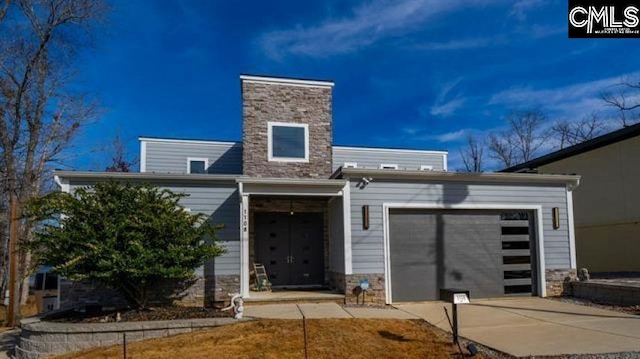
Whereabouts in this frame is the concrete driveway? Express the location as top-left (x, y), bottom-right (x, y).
top-left (395, 298), bottom-right (640, 357)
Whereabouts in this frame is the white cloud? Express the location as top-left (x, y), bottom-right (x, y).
top-left (412, 37), bottom-right (499, 51)
top-left (509, 0), bottom-right (544, 21)
top-left (435, 129), bottom-right (466, 142)
top-left (430, 78), bottom-right (466, 117)
top-left (488, 71), bottom-right (640, 119)
top-left (430, 98), bottom-right (466, 117)
top-left (259, 0), bottom-right (506, 59)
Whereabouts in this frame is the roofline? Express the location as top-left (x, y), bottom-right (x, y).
top-left (54, 171), bottom-right (241, 183)
top-left (237, 177), bottom-right (347, 187)
top-left (240, 74), bottom-right (334, 88)
top-left (139, 137), bottom-right (240, 146)
top-left (502, 122), bottom-right (640, 172)
top-left (334, 168), bottom-right (581, 187)
top-left (333, 145), bottom-right (448, 155)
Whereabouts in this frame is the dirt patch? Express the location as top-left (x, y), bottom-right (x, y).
top-left (54, 318), bottom-right (489, 359)
top-left (45, 306), bottom-right (232, 323)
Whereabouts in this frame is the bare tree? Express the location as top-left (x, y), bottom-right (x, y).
top-left (601, 78), bottom-right (640, 127)
top-left (488, 108), bottom-right (549, 168)
top-left (459, 134), bottom-right (484, 172)
top-left (551, 114), bottom-right (606, 149)
top-left (0, 0), bottom-right (106, 309)
top-left (105, 133), bottom-right (139, 172)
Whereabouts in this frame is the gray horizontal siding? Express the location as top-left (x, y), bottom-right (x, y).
top-left (332, 146), bottom-right (445, 171)
top-left (145, 140), bottom-right (242, 174)
top-left (67, 179), bottom-right (240, 276)
top-left (348, 180), bottom-right (571, 274)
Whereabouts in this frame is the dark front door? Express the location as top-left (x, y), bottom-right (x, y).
top-left (255, 212), bottom-right (324, 287)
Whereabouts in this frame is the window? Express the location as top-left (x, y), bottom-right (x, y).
top-left (343, 162), bottom-right (358, 168)
top-left (420, 165), bottom-right (434, 171)
top-left (379, 164), bottom-right (398, 170)
top-left (268, 122), bottom-right (309, 162)
top-left (187, 158), bottom-right (208, 174)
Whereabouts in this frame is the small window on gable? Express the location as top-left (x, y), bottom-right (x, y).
top-left (380, 164), bottom-right (398, 170)
top-left (420, 165), bottom-right (434, 171)
top-left (188, 158), bottom-right (208, 174)
top-left (343, 162), bottom-right (357, 168)
top-left (268, 122), bottom-right (309, 162)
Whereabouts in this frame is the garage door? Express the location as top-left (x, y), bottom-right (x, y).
top-left (389, 209), bottom-right (536, 302)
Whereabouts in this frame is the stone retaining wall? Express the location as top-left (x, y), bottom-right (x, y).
top-left (545, 268), bottom-right (577, 296)
top-left (16, 316), bottom-right (249, 359)
top-left (570, 280), bottom-right (640, 306)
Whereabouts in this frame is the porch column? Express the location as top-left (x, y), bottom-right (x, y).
top-left (240, 194), bottom-right (250, 297)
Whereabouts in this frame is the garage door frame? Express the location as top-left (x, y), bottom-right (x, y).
top-left (383, 203), bottom-right (547, 304)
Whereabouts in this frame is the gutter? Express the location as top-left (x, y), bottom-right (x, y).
top-left (53, 171), bottom-right (241, 183)
top-left (335, 168), bottom-right (581, 188)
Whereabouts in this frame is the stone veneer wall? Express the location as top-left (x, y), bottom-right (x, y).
top-left (242, 80), bottom-right (333, 178)
top-left (545, 268), bottom-right (577, 296)
top-left (16, 317), bottom-right (248, 359)
top-left (58, 273), bottom-right (240, 309)
top-left (345, 274), bottom-right (386, 305)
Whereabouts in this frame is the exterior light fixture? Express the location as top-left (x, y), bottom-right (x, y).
top-left (552, 207), bottom-right (560, 229)
top-left (362, 205), bottom-right (369, 230)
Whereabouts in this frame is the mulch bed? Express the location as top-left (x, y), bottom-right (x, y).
top-left (45, 306), bottom-right (232, 323)
top-left (551, 296), bottom-right (640, 316)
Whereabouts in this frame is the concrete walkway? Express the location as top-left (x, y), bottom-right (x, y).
top-left (244, 302), bottom-right (418, 319)
top-left (395, 297), bottom-right (640, 358)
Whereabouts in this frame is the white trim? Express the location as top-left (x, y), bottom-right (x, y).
top-left (54, 175), bottom-right (70, 193)
top-left (567, 188), bottom-right (577, 269)
top-left (267, 122), bottom-right (309, 163)
top-left (140, 141), bottom-right (147, 172)
top-left (382, 203), bottom-right (547, 304)
top-left (379, 164), bottom-right (398, 170)
top-left (240, 192), bottom-right (250, 298)
top-left (343, 183), bottom-right (353, 275)
top-left (442, 153), bottom-right (448, 171)
top-left (334, 145), bottom-right (448, 155)
top-left (240, 75), bottom-right (334, 88)
top-left (187, 157), bottom-right (209, 174)
top-left (138, 137), bottom-right (239, 146)
top-left (419, 165), bottom-right (434, 171)
top-left (343, 162), bottom-right (358, 169)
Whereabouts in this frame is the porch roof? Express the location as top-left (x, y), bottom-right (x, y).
top-left (238, 178), bottom-right (348, 196)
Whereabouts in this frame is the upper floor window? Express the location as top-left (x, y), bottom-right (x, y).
top-left (188, 157), bottom-right (208, 174)
top-left (268, 122), bottom-right (309, 162)
top-left (380, 164), bottom-right (398, 170)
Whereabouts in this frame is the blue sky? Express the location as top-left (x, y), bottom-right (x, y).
top-left (71, 0), bottom-right (640, 171)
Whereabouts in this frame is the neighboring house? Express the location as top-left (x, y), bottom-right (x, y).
top-left (54, 75), bottom-right (580, 307)
top-left (503, 123), bottom-right (640, 273)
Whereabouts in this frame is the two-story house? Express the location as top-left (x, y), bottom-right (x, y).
top-left (54, 75), bottom-right (580, 306)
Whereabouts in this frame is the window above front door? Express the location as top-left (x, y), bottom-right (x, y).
top-left (268, 122), bottom-right (309, 162)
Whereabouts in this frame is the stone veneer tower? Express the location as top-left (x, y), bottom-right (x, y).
top-left (241, 75), bottom-right (334, 178)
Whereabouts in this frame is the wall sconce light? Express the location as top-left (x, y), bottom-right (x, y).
top-left (362, 205), bottom-right (369, 230)
top-left (552, 207), bottom-right (560, 229)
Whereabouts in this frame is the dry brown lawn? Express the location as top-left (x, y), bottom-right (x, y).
top-left (56, 319), bottom-right (479, 359)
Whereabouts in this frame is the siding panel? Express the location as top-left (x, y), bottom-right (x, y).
top-left (68, 179), bottom-right (240, 276)
top-left (332, 146), bottom-right (446, 171)
top-left (348, 180), bottom-right (571, 274)
top-left (145, 140), bottom-right (242, 174)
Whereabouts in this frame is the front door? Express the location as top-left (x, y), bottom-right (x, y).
top-left (255, 212), bottom-right (324, 287)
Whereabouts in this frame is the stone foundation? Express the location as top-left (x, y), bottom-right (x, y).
top-left (58, 274), bottom-right (240, 309)
top-left (545, 269), bottom-right (577, 296)
top-left (211, 275), bottom-right (241, 304)
top-left (345, 273), bottom-right (386, 305)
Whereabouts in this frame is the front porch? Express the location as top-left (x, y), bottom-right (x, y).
top-left (237, 178), bottom-right (351, 299)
